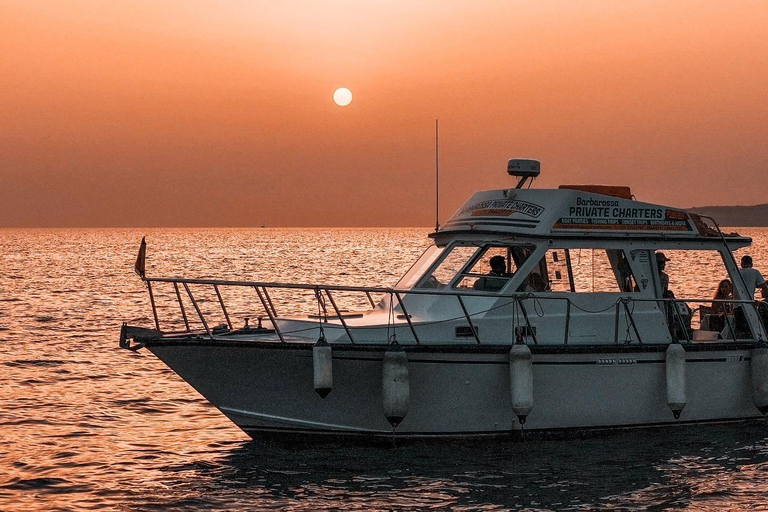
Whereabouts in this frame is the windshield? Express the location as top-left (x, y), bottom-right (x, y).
top-left (418, 246), bottom-right (481, 289)
top-left (394, 245), bottom-right (445, 289)
top-left (415, 243), bottom-right (535, 292)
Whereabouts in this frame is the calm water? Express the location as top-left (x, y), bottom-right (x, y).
top-left (2, 227), bottom-right (768, 511)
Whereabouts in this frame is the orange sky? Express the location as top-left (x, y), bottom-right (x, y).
top-left (2, 0), bottom-right (767, 227)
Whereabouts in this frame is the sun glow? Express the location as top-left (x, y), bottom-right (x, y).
top-left (333, 88), bottom-right (353, 107)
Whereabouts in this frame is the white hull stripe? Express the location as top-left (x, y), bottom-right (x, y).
top-left (220, 406), bottom-right (384, 433)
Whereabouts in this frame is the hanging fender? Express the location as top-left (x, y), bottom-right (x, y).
top-left (313, 336), bottom-right (333, 399)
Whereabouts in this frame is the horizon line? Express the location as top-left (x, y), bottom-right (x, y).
top-left (0, 225), bottom-right (437, 229)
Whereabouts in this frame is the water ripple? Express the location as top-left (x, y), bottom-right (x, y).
top-left (2, 228), bottom-right (768, 510)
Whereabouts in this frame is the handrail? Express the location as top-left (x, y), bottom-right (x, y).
top-left (456, 295), bottom-right (481, 344)
top-left (183, 282), bottom-right (212, 338)
top-left (262, 287), bottom-right (278, 318)
top-left (138, 274), bottom-right (767, 347)
top-left (393, 292), bottom-right (420, 345)
top-left (147, 281), bottom-right (160, 331)
top-left (622, 298), bottom-right (643, 344)
top-left (516, 298), bottom-right (538, 345)
top-left (628, 296), bottom-right (765, 342)
top-left (143, 273), bottom-right (760, 308)
top-left (612, 299), bottom-right (644, 345)
top-left (324, 289), bottom-right (356, 344)
top-left (254, 286), bottom-right (285, 343)
top-left (172, 282), bottom-right (190, 332)
top-left (213, 284), bottom-right (232, 330)
top-left (623, 297), bottom-right (759, 305)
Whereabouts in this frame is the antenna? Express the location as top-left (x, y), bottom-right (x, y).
top-left (435, 119), bottom-right (440, 232)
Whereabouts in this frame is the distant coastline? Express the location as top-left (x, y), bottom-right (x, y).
top-left (689, 204), bottom-right (768, 227)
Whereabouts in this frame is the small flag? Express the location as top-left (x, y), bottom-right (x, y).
top-left (135, 236), bottom-right (146, 278)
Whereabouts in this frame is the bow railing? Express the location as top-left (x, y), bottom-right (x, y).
top-left (126, 274), bottom-right (768, 348)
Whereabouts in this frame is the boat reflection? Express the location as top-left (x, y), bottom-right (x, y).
top-left (190, 421), bottom-right (768, 510)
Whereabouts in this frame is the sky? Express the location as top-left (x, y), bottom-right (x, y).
top-left (1, 0), bottom-right (767, 227)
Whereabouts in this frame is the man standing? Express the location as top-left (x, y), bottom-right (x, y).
top-left (656, 252), bottom-right (670, 294)
top-left (739, 255), bottom-right (768, 299)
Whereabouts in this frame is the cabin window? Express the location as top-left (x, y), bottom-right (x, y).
top-left (524, 248), bottom-right (638, 293)
top-left (454, 245), bottom-right (535, 292)
top-left (572, 249), bottom-right (638, 293)
top-left (396, 245), bottom-right (446, 289)
top-left (659, 249), bottom-right (732, 299)
top-left (530, 248), bottom-right (569, 292)
top-left (417, 245), bottom-right (480, 289)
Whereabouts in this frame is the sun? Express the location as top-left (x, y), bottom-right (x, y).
top-left (333, 87), bottom-right (352, 107)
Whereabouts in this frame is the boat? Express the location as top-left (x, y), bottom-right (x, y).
top-left (120, 159), bottom-right (768, 441)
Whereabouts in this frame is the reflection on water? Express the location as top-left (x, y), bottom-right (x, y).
top-left (211, 425), bottom-right (768, 511)
top-left (1, 228), bottom-right (768, 510)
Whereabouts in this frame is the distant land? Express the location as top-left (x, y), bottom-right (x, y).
top-left (688, 204), bottom-right (768, 227)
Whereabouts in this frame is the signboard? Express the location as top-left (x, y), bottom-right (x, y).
top-left (554, 197), bottom-right (693, 231)
top-left (457, 199), bottom-right (544, 218)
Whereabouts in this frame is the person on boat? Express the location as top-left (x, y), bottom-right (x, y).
top-left (757, 291), bottom-right (768, 332)
top-left (739, 255), bottom-right (768, 300)
top-left (421, 275), bottom-right (443, 288)
top-left (706, 279), bottom-right (734, 333)
top-left (712, 279), bottom-right (734, 314)
top-left (655, 252), bottom-right (670, 294)
top-left (474, 255), bottom-right (511, 292)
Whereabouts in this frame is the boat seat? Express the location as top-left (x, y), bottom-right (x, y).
top-left (699, 305), bottom-right (716, 321)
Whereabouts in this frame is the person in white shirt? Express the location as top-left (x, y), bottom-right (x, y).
top-left (739, 255), bottom-right (768, 300)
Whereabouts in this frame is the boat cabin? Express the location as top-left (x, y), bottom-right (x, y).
top-left (383, 161), bottom-right (765, 346)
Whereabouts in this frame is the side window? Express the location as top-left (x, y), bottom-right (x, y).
top-left (466, 247), bottom-right (508, 275)
top-left (524, 248), bottom-right (638, 293)
top-left (660, 249), bottom-right (731, 299)
top-left (455, 245), bottom-right (534, 292)
top-left (540, 249), bottom-right (570, 292)
top-left (570, 249), bottom-right (637, 293)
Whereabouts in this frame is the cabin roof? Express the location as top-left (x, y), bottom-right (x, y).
top-left (436, 187), bottom-right (749, 244)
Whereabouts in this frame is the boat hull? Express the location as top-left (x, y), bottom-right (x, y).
top-left (146, 340), bottom-right (763, 440)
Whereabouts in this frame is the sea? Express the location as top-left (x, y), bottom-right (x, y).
top-left (2, 227), bottom-right (768, 511)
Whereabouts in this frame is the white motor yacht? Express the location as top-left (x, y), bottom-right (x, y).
top-left (121, 159), bottom-right (768, 440)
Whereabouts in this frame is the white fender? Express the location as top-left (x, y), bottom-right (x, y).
top-left (382, 344), bottom-right (409, 428)
top-left (509, 342), bottom-right (533, 425)
top-left (665, 342), bottom-right (686, 419)
top-left (313, 337), bottom-right (333, 399)
top-left (750, 345), bottom-right (768, 415)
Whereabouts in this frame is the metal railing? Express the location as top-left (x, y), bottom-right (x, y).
top-left (144, 276), bottom-right (542, 345)
top-left (136, 275), bottom-right (768, 347)
top-left (620, 297), bottom-right (766, 344)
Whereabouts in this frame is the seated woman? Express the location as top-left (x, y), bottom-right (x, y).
top-left (712, 279), bottom-right (734, 314)
top-left (709, 279), bottom-right (734, 332)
